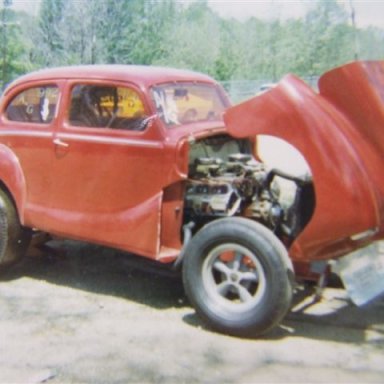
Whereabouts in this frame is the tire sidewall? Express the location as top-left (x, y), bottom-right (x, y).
top-left (0, 204), bottom-right (8, 263)
top-left (0, 189), bottom-right (31, 267)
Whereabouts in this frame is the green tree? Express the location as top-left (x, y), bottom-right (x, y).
top-left (302, 0), bottom-right (351, 76)
top-left (96, 0), bottom-right (142, 63)
top-left (358, 27), bottom-right (384, 60)
top-left (1, 0), bottom-right (34, 88)
top-left (230, 17), bottom-right (267, 80)
top-left (1, 0), bottom-right (13, 88)
top-left (214, 18), bottom-right (244, 81)
top-left (3, 0), bottom-right (384, 87)
top-left (155, 1), bottom-right (221, 76)
top-left (35, 0), bottom-right (65, 66)
top-left (129, 0), bottom-right (178, 65)
top-left (59, 0), bottom-right (104, 64)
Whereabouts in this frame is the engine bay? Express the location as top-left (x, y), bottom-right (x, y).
top-left (184, 134), bottom-right (315, 243)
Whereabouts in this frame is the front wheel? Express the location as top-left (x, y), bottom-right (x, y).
top-left (182, 218), bottom-right (294, 337)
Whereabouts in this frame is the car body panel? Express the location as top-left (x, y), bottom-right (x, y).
top-left (224, 61), bottom-right (384, 262)
top-left (0, 65), bottom-right (229, 260)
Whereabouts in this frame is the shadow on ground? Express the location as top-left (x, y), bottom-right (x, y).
top-left (2, 238), bottom-right (384, 345)
top-left (1, 239), bottom-right (186, 310)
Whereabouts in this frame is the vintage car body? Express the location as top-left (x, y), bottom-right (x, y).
top-left (0, 66), bottom-right (230, 262)
top-left (0, 61), bottom-right (382, 337)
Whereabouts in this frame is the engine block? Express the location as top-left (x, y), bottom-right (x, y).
top-left (184, 153), bottom-right (283, 230)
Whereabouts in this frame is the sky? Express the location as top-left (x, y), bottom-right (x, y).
top-left (10, 0), bottom-right (384, 29)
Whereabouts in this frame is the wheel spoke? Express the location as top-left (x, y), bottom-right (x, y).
top-left (203, 242), bottom-right (269, 312)
top-left (213, 260), bottom-right (231, 276)
top-left (236, 284), bottom-right (254, 303)
top-left (232, 252), bottom-right (243, 271)
top-left (240, 271), bottom-right (258, 283)
top-left (216, 281), bottom-right (232, 297)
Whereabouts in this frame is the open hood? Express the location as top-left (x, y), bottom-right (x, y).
top-left (224, 61), bottom-right (384, 149)
top-left (224, 61), bottom-right (384, 261)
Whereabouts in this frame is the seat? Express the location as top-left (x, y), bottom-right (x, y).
top-left (69, 86), bottom-right (101, 127)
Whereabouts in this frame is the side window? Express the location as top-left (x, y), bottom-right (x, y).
top-left (6, 86), bottom-right (59, 124)
top-left (69, 84), bottom-right (148, 130)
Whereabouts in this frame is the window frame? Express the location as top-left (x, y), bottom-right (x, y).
top-left (66, 81), bottom-right (151, 132)
top-left (4, 84), bottom-right (60, 126)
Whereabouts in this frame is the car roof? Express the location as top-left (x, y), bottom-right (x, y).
top-left (6, 65), bottom-right (216, 91)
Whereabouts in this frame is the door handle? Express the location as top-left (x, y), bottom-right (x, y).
top-left (53, 138), bottom-right (69, 148)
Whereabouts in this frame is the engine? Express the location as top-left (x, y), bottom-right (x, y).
top-left (185, 153), bottom-right (284, 231)
top-left (183, 135), bottom-right (314, 240)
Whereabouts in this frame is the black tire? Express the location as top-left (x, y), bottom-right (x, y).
top-left (0, 189), bottom-right (31, 270)
top-left (182, 217), bottom-right (294, 337)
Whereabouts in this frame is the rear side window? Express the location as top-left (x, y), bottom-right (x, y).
top-left (6, 86), bottom-right (59, 124)
top-left (69, 84), bottom-right (149, 131)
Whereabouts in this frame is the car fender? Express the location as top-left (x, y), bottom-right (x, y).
top-left (0, 144), bottom-right (27, 222)
top-left (224, 70), bottom-right (383, 261)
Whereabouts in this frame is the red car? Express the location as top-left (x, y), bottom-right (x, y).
top-left (0, 61), bottom-right (383, 337)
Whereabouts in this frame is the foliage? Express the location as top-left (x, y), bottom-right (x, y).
top-left (1, 0), bottom-right (383, 89)
top-left (36, 0), bottom-right (65, 66)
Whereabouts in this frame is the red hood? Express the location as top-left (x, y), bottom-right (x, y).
top-left (224, 61), bottom-right (384, 261)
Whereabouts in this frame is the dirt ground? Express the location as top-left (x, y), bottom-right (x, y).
top-left (0, 240), bottom-right (383, 384)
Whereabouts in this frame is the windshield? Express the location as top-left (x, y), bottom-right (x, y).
top-left (151, 82), bottom-right (227, 127)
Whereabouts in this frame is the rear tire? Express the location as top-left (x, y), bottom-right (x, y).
top-left (182, 218), bottom-right (293, 337)
top-left (0, 189), bottom-right (31, 270)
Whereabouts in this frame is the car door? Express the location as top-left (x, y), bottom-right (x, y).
top-left (1, 82), bottom-right (61, 225)
top-left (47, 80), bottom-right (169, 257)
